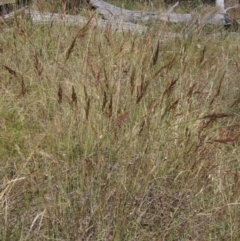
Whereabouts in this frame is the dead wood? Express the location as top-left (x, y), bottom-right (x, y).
top-left (89, 0), bottom-right (238, 28)
top-left (1, 1), bottom-right (238, 39)
top-left (2, 7), bottom-right (182, 39)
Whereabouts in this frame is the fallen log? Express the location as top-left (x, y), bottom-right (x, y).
top-left (30, 10), bottom-right (183, 38)
top-left (29, 10), bottom-right (148, 33)
top-left (89, 0), bottom-right (238, 28)
top-left (1, 8), bottom-right (183, 39)
top-left (2, 8), bottom-right (147, 33)
top-left (1, 1), bottom-right (238, 39)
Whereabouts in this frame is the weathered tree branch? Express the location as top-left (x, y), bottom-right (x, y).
top-left (2, 7), bottom-right (147, 33)
top-left (89, 0), bottom-right (238, 28)
top-left (1, 8), bottom-right (183, 39)
top-left (1, 0), bottom-right (238, 38)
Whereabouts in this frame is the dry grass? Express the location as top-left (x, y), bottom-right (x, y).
top-left (1, 1), bottom-right (240, 240)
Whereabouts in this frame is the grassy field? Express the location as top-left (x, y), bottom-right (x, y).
top-left (1, 1), bottom-right (240, 240)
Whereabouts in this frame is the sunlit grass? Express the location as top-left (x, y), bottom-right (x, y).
top-left (1, 1), bottom-right (240, 240)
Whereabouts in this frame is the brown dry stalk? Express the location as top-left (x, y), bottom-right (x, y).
top-left (17, 27), bottom-right (27, 40)
top-left (161, 98), bottom-right (180, 119)
top-left (20, 77), bottom-right (26, 97)
top-left (139, 117), bottom-right (146, 134)
top-left (230, 97), bottom-right (240, 108)
top-left (136, 75), bottom-right (150, 104)
top-left (187, 83), bottom-right (197, 100)
top-left (131, 37), bottom-right (136, 52)
top-left (214, 124), bottom-right (240, 143)
top-left (130, 68), bottom-right (136, 95)
top-left (151, 40), bottom-right (160, 67)
top-left (66, 35), bottom-right (77, 60)
top-left (197, 113), bottom-right (234, 142)
top-left (84, 86), bottom-right (91, 120)
top-left (58, 86), bottom-right (63, 104)
top-left (65, 14), bottom-right (94, 60)
top-left (197, 119), bottom-right (212, 136)
top-left (3, 65), bottom-right (17, 77)
top-left (117, 42), bottom-right (125, 55)
top-left (101, 89), bottom-right (113, 118)
top-left (85, 98), bottom-right (91, 120)
top-left (3, 65), bottom-right (26, 96)
top-left (164, 78), bottom-right (179, 96)
top-left (115, 111), bottom-right (129, 128)
top-left (152, 55), bottom-right (177, 79)
top-left (202, 113), bottom-right (233, 121)
top-left (209, 71), bottom-right (225, 106)
top-left (108, 94), bottom-right (113, 118)
top-left (181, 60), bottom-right (187, 76)
top-left (88, 59), bottom-right (101, 83)
top-left (102, 91), bottom-right (107, 111)
top-left (103, 68), bottom-right (109, 89)
top-left (214, 138), bottom-right (238, 143)
top-left (33, 52), bottom-right (43, 76)
top-left (138, 100), bottom-right (157, 134)
top-left (198, 45), bottom-right (206, 64)
top-left (71, 86), bottom-right (77, 106)
top-left (104, 33), bottom-right (111, 46)
top-left (160, 78), bottom-right (179, 105)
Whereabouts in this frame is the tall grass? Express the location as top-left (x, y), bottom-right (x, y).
top-left (1, 3), bottom-right (240, 240)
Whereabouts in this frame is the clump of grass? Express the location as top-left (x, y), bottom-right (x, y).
top-left (1, 2), bottom-right (240, 241)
